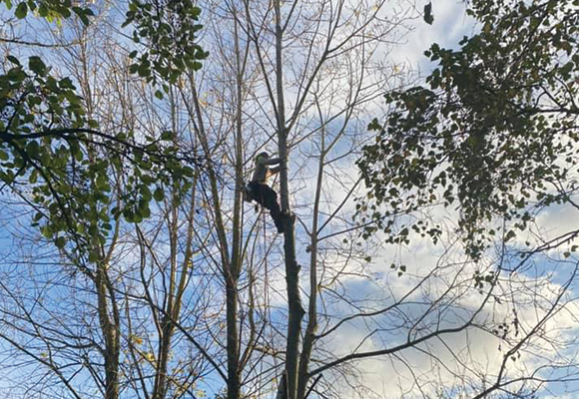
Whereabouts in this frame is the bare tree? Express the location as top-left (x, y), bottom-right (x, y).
top-left (173, 1), bottom-right (414, 398)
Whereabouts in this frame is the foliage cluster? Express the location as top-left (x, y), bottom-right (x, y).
top-left (359, 0), bottom-right (579, 259)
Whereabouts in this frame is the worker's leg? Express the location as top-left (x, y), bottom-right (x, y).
top-left (261, 186), bottom-right (280, 217)
top-left (248, 182), bottom-right (265, 206)
top-left (261, 185), bottom-right (284, 233)
top-left (243, 183), bottom-right (253, 203)
top-left (249, 183), bottom-right (284, 233)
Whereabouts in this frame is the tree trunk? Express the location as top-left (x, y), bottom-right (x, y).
top-left (274, 1), bottom-right (305, 398)
top-left (96, 262), bottom-right (120, 399)
top-left (297, 132), bottom-right (325, 398)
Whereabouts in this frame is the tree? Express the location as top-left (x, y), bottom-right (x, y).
top-left (0, 0), bottom-right (206, 268)
top-left (358, 0), bottom-right (579, 396)
top-left (177, 0), bottom-right (415, 397)
top-left (0, 1), bottom-right (208, 398)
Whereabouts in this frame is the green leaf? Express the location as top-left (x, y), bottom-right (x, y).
top-left (28, 56), bottom-right (47, 75)
top-left (55, 237), bottom-right (66, 249)
top-left (6, 55), bottom-right (20, 65)
top-left (133, 211), bottom-right (143, 223)
top-left (192, 61), bottom-right (203, 71)
top-left (41, 225), bottom-right (52, 238)
top-left (29, 169), bottom-right (38, 184)
top-left (59, 77), bottom-right (75, 89)
top-left (96, 174), bottom-right (107, 188)
top-left (72, 7), bottom-right (91, 26)
top-left (137, 62), bottom-right (149, 77)
top-left (140, 185), bottom-right (152, 201)
top-left (154, 187), bottom-right (164, 201)
top-left (15, 2), bottom-right (27, 18)
top-left (6, 66), bottom-right (26, 82)
top-left (26, 140), bottom-right (40, 158)
top-left (88, 252), bottom-right (99, 263)
top-left (423, 2), bottom-right (434, 25)
top-left (38, 4), bottom-right (47, 17)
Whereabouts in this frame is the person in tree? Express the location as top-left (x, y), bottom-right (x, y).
top-left (245, 151), bottom-right (285, 233)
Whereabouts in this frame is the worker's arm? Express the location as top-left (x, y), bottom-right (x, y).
top-left (257, 157), bottom-right (281, 165)
top-left (260, 157), bottom-right (281, 165)
top-left (255, 155), bottom-right (282, 181)
top-left (261, 156), bottom-right (281, 176)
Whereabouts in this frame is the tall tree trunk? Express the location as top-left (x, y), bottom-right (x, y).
top-left (183, 13), bottom-right (248, 393)
top-left (96, 262), bottom-right (120, 399)
top-left (274, 1), bottom-right (305, 398)
top-left (297, 131), bottom-right (325, 399)
top-left (226, 10), bottom-right (246, 399)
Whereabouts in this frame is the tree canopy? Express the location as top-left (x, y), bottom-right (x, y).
top-left (359, 0), bottom-right (579, 259)
top-left (0, 0), bottom-right (205, 260)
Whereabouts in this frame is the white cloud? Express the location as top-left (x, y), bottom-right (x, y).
top-left (389, 1), bottom-right (476, 72)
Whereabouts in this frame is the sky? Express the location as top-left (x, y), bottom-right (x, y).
top-left (389, 1), bottom-right (476, 72)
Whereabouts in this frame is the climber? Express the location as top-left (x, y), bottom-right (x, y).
top-left (244, 151), bottom-right (285, 233)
